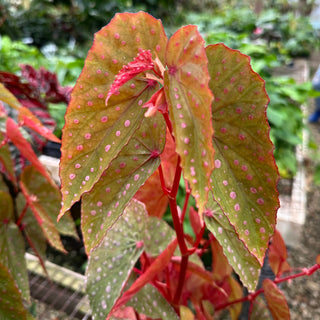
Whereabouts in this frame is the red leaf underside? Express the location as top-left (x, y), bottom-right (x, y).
top-left (6, 118), bottom-right (53, 183)
top-left (59, 12), bottom-right (168, 218)
top-left (164, 25), bottom-right (214, 215)
top-left (206, 44), bottom-right (279, 264)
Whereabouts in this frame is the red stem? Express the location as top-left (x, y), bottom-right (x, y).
top-left (16, 201), bottom-right (28, 227)
top-left (180, 187), bottom-right (190, 222)
top-left (169, 197), bottom-right (188, 255)
top-left (158, 164), bottom-right (170, 196)
top-left (173, 255), bottom-right (189, 305)
top-left (215, 263), bottom-right (320, 312)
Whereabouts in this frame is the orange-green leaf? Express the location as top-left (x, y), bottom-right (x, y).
top-left (206, 43), bottom-right (279, 264)
top-left (0, 83), bottom-right (21, 110)
top-left (0, 191), bottom-right (30, 301)
top-left (6, 118), bottom-right (53, 183)
top-left (59, 11), bottom-right (167, 218)
top-left (205, 196), bottom-right (261, 292)
top-left (164, 25), bottom-right (214, 215)
top-left (81, 114), bottom-right (166, 254)
top-left (263, 279), bottom-right (290, 320)
top-left (180, 306), bottom-right (195, 320)
top-left (0, 262), bottom-right (34, 320)
top-left (317, 254), bottom-right (320, 265)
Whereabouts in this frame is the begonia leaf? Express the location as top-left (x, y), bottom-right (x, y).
top-left (268, 229), bottom-right (290, 277)
top-left (6, 118), bottom-right (53, 183)
top-left (134, 169), bottom-right (168, 218)
top-left (0, 83), bottom-right (20, 110)
top-left (134, 130), bottom-right (177, 218)
top-left (59, 11), bottom-right (167, 218)
top-left (205, 196), bottom-right (261, 292)
top-left (81, 113), bottom-right (166, 254)
top-left (206, 43), bottom-right (279, 264)
top-left (250, 296), bottom-right (272, 320)
top-left (145, 216), bottom-right (175, 256)
top-left (263, 279), bottom-right (290, 320)
top-left (86, 199), bottom-right (147, 320)
top-left (128, 283), bottom-right (179, 320)
top-left (20, 166), bottom-right (76, 253)
top-left (16, 193), bottom-right (47, 273)
top-left (18, 107), bottom-right (60, 143)
top-left (0, 262), bottom-right (34, 320)
top-left (0, 191), bottom-right (30, 301)
top-left (164, 25), bottom-right (214, 215)
top-left (0, 131), bottom-right (17, 187)
top-left (113, 238), bottom-right (177, 312)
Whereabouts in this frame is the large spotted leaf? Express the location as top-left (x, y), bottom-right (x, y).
top-left (20, 166), bottom-right (78, 253)
top-left (164, 25), bottom-right (214, 215)
top-left (86, 199), bottom-right (176, 319)
top-left (0, 263), bottom-right (34, 320)
top-left (204, 196), bottom-right (261, 291)
top-left (59, 12), bottom-right (167, 218)
top-left (81, 113), bottom-right (166, 254)
top-left (206, 44), bottom-right (279, 264)
top-left (86, 199), bottom-right (147, 319)
top-left (0, 191), bottom-right (30, 302)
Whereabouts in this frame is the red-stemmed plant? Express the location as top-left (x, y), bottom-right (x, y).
top-left (58, 11), bottom-right (320, 320)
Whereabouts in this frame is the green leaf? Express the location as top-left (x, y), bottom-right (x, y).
top-left (0, 191), bottom-right (30, 301)
top-left (0, 262), bottom-right (34, 320)
top-left (128, 283), bottom-right (179, 320)
top-left (0, 131), bottom-right (17, 187)
top-left (164, 25), bottom-right (214, 215)
top-left (206, 44), bottom-right (279, 264)
top-left (81, 113), bottom-right (166, 254)
top-left (145, 216), bottom-right (175, 257)
top-left (204, 196), bottom-right (261, 292)
top-left (263, 279), bottom-right (290, 320)
top-left (59, 11), bottom-right (167, 217)
top-left (86, 199), bottom-right (148, 319)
